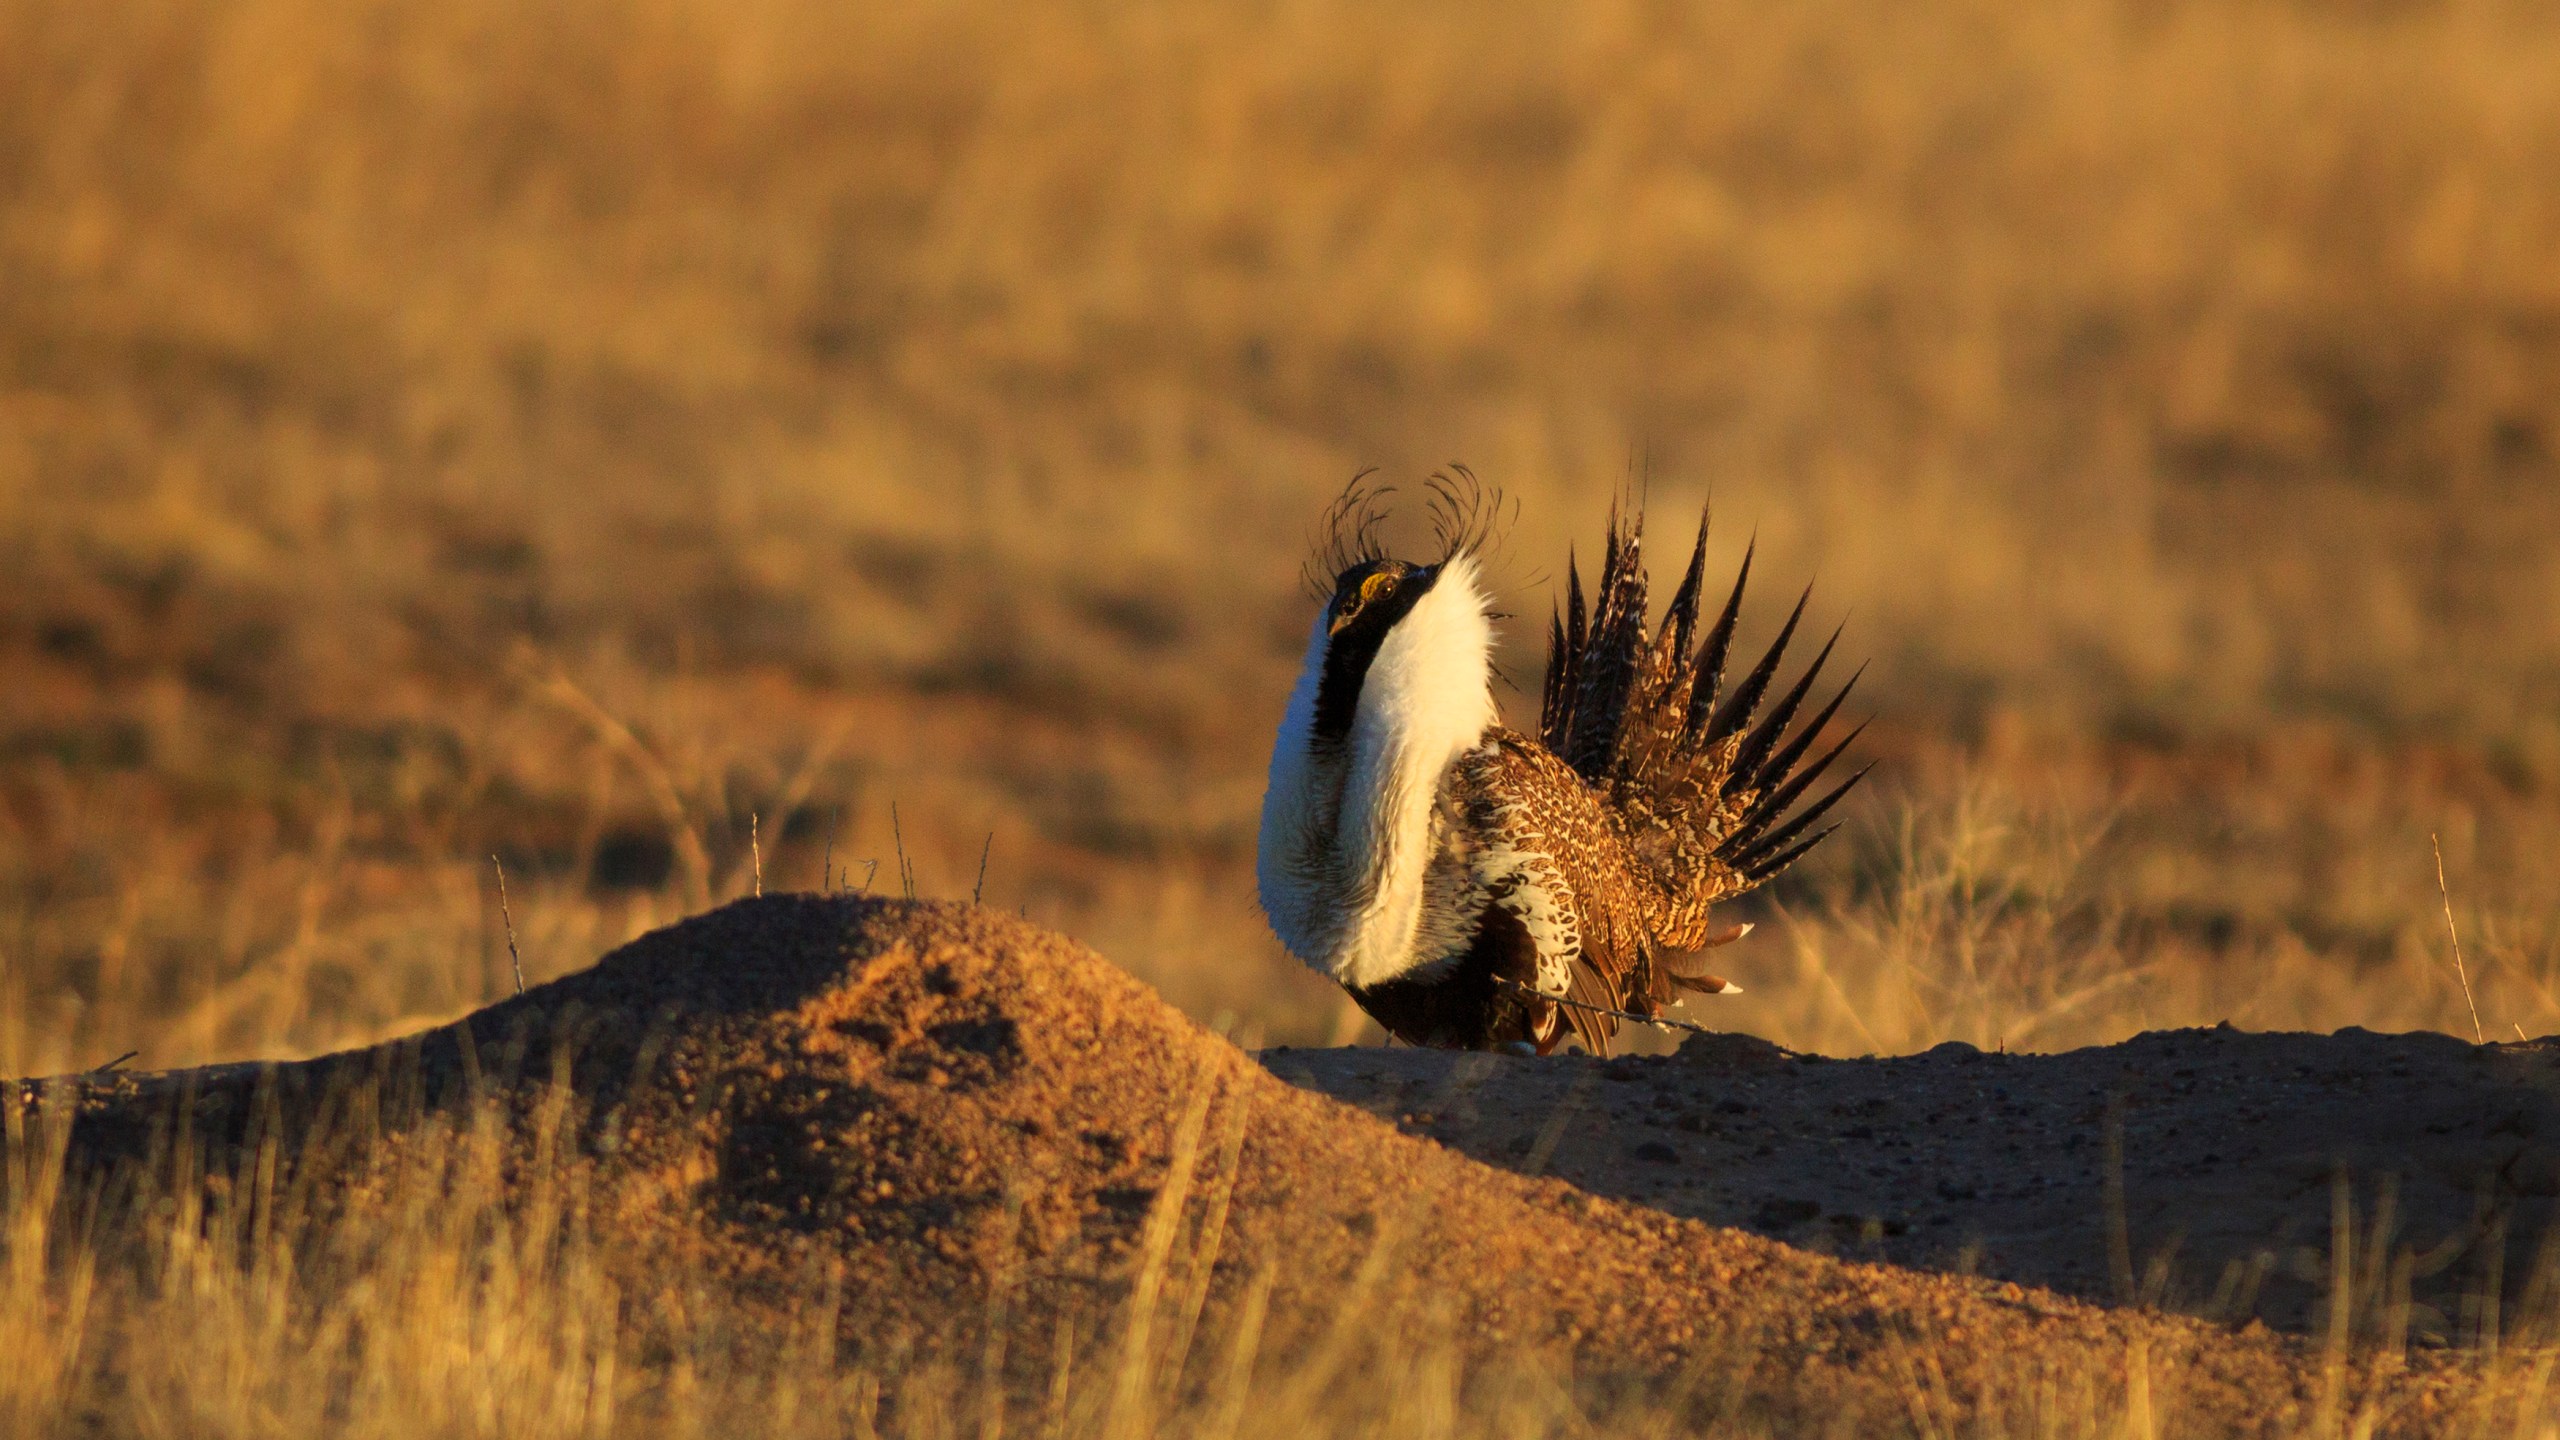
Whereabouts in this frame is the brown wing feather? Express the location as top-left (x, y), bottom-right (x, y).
top-left (1459, 731), bottom-right (1667, 1055)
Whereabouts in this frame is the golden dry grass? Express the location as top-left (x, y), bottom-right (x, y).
top-left (9, 1099), bottom-right (2560, 1440)
top-left (19, 1078), bottom-right (2549, 1440)
top-left (8, 0), bottom-right (2560, 1429)
top-left (8, 891), bottom-right (2560, 1440)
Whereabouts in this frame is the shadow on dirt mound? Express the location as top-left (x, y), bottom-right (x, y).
top-left (6, 897), bottom-right (2504, 1432)
top-left (1273, 1022), bottom-right (2560, 1344)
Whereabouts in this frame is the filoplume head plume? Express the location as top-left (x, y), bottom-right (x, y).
top-left (1299, 467), bottom-right (1514, 600)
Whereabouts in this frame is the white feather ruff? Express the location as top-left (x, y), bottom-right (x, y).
top-left (1256, 555), bottom-right (1497, 988)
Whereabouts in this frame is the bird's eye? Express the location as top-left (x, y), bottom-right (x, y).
top-left (1330, 571), bottom-right (1395, 632)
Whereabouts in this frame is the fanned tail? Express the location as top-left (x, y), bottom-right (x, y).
top-left (1544, 499), bottom-right (1652, 778)
top-left (1536, 503), bottom-right (1869, 949)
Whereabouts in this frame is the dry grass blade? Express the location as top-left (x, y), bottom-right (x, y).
top-left (2105, 1094), bottom-right (2135, 1307)
top-left (2434, 833), bottom-right (2486, 1046)
top-left (1101, 1073), bottom-right (1215, 1439)
top-left (494, 855), bottom-right (526, 997)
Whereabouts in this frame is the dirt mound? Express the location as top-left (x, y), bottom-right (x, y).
top-left (12, 897), bottom-right (2491, 1431)
top-left (1275, 1024), bottom-right (2560, 1342)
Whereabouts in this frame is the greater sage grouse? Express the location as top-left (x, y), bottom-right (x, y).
top-left (1256, 478), bottom-right (1866, 1055)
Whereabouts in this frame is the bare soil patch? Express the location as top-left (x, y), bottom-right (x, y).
top-left (1270, 1024), bottom-right (2560, 1344)
top-left (11, 897), bottom-right (2509, 1432)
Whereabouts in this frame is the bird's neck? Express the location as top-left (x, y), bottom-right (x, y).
top-left (1257, 558), bottom-right (1497, 988)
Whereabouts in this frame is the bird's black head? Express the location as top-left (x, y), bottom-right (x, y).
top-left (1312, 558), bottom-right (1442, 744)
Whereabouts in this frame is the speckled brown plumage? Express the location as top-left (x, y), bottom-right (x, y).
top-left (1349, 505), bottom-right (1866, 1056)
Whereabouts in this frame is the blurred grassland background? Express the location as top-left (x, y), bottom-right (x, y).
top-left (8, 0), bottom-right (2560, 1076)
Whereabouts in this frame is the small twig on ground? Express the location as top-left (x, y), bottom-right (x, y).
top-left (2432, 834), bottom-right (2484, 1045)
top-left (759, 722), bottom-right (848, 887)
top-left (493, 855), bottom-right (526, 996)
top-left (87, 1050), bottom-right (139, 1075)
top-left (751, 812), bottom-right (763, 898)
top-left (891, 802), bottom-right (916, 900)
top-left (1489, 975), bottom-right (1723, 1039)
top-left (974, 832), bottom-right (993, 905)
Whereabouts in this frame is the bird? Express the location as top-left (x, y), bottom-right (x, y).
top-left (1255, 473), bottom-right (1868, 1055)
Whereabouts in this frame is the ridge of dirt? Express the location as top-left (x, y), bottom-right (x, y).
top-left (1268, 1024), bottom-right (2560, 1344)
top-left (7, 897), bottom-right (2496, 1432)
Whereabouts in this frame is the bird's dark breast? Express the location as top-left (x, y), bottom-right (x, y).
top-left (1347, 899), bottom-right (1545, 1051)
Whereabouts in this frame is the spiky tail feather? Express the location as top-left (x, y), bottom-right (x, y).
top-left (1538, 505), bottom-right (1868, 948)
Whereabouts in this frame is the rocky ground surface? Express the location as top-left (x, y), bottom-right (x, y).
top-left (1267, 1020), bottom-right (2560, 1344)
top-left (8, 897), bottom-right (2530, 1433)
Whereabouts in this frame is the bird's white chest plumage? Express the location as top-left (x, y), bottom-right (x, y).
top-left (1255, 555), bottom-right (1498, 989)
